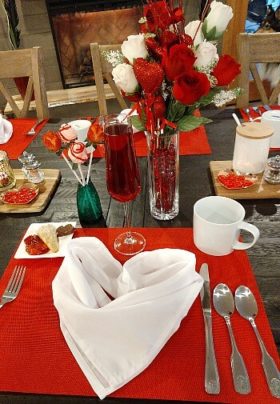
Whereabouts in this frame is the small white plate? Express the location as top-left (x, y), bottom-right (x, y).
top-left (14, 222), bottom-right (76, 259)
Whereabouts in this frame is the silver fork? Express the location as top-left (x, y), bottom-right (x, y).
top-left (0, 265), bottom-right (26, 308)
top-left (26, 119), bottom-right (44, 135)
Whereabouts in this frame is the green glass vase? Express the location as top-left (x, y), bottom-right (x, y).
top-left (76, 179), bottom-right (102, 226)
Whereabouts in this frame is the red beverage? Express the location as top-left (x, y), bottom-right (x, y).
top-left (104, 123), bottom-right (141, 202)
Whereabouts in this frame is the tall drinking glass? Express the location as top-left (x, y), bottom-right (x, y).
top-left (104, 114), bottom-right (146, 255)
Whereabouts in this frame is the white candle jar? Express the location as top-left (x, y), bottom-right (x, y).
top-left (232, 122), bottom-right (273, 174)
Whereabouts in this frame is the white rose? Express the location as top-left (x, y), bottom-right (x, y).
top-left (112, 63), bottom-right (138, 94)
top-left (194, 41), bottom-right (218, 68)
top-left (184, 20), bottom-right (204, 46)
top-left (203, 1), bottom-right (233, 39)
top-left (121, 34), bottom-right (148, 64)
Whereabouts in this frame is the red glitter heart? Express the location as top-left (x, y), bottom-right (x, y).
top-left (133, 58), bottom-right (164, 94)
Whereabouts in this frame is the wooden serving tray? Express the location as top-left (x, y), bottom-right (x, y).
top-left (0, 169), bottom-right (61, 213)
top-left (209, 161), bottom-right (280, 200)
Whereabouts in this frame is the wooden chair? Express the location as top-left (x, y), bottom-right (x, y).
top-left (90, 43), bottom-right (128, 115)
top-left (0, 46), bottom-right (49, 119)
top-left (236, 33), bottom-right (280, 108)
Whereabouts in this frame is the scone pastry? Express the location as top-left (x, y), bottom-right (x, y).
top-left (38, 224), bottom-right (59, 253)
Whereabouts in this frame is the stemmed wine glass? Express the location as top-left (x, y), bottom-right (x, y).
top-left (103, 114), bottom-right (146, 255)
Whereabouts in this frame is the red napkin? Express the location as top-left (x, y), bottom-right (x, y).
top-left (0, 228), bottom-right (278, 403)
top-left (0, 119), bottom-right (48, 159)
top-left (93, 125), bottom-right (211, 158)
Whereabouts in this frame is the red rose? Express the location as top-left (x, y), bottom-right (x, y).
top-left (212, 55), bottom-right (241, 86)
top-left (163, 43), bottom-right (196, 81)
top-left (173, 70), bottom-right (211, 105)
top-left (42, 131), bottom-right (62, 152)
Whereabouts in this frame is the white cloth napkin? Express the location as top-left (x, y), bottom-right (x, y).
top-left (52, 237), bottom-right (203, 399)
top-left (0, 114), bottom-right (13, 144)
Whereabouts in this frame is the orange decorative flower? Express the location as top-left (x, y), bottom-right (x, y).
top-left (87, 122), bottom-right (104, 144)
top-left (42, 131), bottom-right (62, 152)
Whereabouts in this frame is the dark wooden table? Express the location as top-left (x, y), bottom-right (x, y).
top-left (0, 107), bottom-right (279, 403)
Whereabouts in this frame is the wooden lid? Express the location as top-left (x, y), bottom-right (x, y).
top-left (236, 122), bottom-right (273, 139)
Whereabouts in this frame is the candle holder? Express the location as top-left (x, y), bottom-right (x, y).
top-left (0, 151), bottom-right (16, 191)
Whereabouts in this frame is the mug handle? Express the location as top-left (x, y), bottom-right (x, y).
top-left (232, 222), bottom-right (260, 250)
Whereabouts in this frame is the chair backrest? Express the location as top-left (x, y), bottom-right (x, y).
top-left (236, 33), bottom-right (280, 108)
top-left (0, 47), bottom-right (49, 119)
top-left (90, 43), bottom-right (128, 115)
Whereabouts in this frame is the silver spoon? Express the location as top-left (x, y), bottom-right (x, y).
top-left (213, 284), bottom-right (251, 394)
top-left (235, 286), bottom-right (280, 398)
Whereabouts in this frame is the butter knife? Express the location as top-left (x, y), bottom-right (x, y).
top-left (200, 263), bottom-right (220, 394)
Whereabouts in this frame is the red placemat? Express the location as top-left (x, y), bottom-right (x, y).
top-left (239, 105), bottom-right (280, 151)
top-left (93, 125), bottom-right (211, 158)
top-left (0, 228), bottom-right (279, 403)
top-left (0, 119), bottom-right (48, 159)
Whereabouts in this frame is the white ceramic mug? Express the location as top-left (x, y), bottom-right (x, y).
top-left (261, 110), bottom-right (280, 148)
top-left (193, 196), bottom-right (260, 256)
top-left (69, 119), bottom-right (91, 142)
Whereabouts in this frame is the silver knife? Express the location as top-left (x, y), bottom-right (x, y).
top-left (200, 263), bottom-right (220, 394)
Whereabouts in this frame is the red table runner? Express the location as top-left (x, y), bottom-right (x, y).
top-left (0, 118), bottom-right (48, 159)
top-left (0, 228), bottom-right (279, 403)
top-left (239, 105), bottom-right (280, 151)
top-left (93, 125), bottom-right (211, 158)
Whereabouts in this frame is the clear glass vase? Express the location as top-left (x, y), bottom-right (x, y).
top-left (146, 130), bottom-right (179, 220)
top-left (76, 179), bottom-right (103, 226)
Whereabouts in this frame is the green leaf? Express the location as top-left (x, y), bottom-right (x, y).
top-left (131, 115), bottom-right (146, 131)
top-left (177, 115), bottom-right (212, 132)
top-left (72, 163), bottom-right (78, 171)
top-left (167, 99), bottom-right (186, 123)
top-left (190, 89), bottom-right (220, 111)
top-left (203, 24), bottom-right (217, 42)
top-left (202, 21), bottom-right (208, 37)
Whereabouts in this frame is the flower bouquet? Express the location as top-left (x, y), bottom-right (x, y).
top-left (108, 0), bottom-right (241, 220)
top-left (42, 120), bottom-right (104, 225)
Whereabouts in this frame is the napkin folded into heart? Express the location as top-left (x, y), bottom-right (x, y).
top-left (0, 114), bottom-right (13, 144)
top-left (52, 237), bottom-right (203, 399)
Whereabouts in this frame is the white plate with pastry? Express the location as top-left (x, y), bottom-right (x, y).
top-left (15, 222), bottom-right (76, 259)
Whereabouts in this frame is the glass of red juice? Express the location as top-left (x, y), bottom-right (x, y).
top-left (104, 114), bottom-right (146, 255)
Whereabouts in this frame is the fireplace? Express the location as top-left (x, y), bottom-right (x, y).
top-left (46, 0), bottom-right (143, 88)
